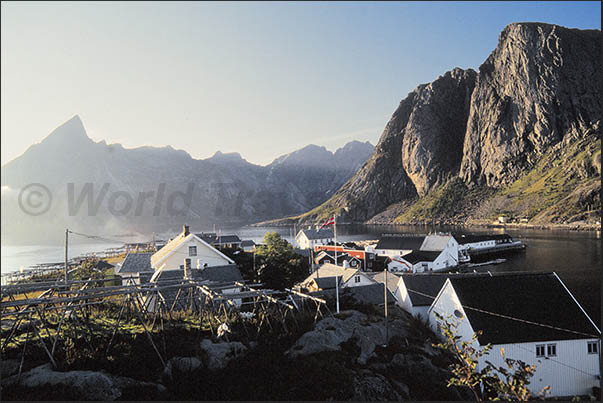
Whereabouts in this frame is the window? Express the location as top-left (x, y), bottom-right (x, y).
top-left (587, 341), bottom-right (598, 354)
top-left (354, 276), bottom-right (361, 283)
top-left (189, 246), bottom-right (197, 256)
top-left (536, 345), bottom-right (545, 357)
top-left (546, 344), bottom-right (557, 357)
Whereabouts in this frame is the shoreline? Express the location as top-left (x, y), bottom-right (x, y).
top-left (249, 219), bottom-right (601, 232)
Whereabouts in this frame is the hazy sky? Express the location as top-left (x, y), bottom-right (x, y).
top-left (1, 1), bottom-right (600, 166)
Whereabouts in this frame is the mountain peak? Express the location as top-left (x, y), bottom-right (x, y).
top-left (41, 115), bottom-right (91, 145)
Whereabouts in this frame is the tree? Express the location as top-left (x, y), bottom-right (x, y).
top-left (254, 232), bottom-right (308, 290)
top-left (432, 312), bottom-right (550, 401)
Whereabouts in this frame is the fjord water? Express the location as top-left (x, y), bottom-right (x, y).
top-left (237, 225), bottom-right (601, 327)
top-left (2, 225), bottom-right (600, 327)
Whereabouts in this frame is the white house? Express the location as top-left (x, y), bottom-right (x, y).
top-left (428, 272), bottom-right (601, 398)
top-left (295, 228), bottom-right (334, 250)
top-left (151, 225), bottom-right (235, 271)
top-left (299, 263), bottom-right (375, 291)
top-left (395, 273), bottom-right (489, 319)
top-left (114, 252), bottom-right (154, 285)
top-left (420, 234), bottom-right (463, 266)
top-left (372, 235), bottom-right (425, 256)
top-left (390, 250), bottom-right (454, 273)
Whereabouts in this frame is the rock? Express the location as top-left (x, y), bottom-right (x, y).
top-left (199, 339), bottom-right (247, 370)
top-left (286, 310), bottom-right (409, 365)
top-left (351, 373), bottom-right (403, 401)
top-left (1, 363), bottom-right (166, 401)
top-left (292, 22), bottom-right (600, 226)
top-left (1, 359), bottom-right (21, 379)
top-left (162, 357), bottom-right (203, 380)
top-left (2, 364), bottom-right (120, 401)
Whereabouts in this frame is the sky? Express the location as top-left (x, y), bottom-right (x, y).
top-left (1, 1), bottom-right (601, 166)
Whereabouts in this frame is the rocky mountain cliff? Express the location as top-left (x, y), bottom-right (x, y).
top-left (0, 117), bottom-right (372, 243)
top-left (285, 22), bottom-right (600, 227)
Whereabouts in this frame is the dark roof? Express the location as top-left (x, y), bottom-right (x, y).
top-left (240, 240), bottom-right (256, 247)
top-left (195, 233), bottom-right (241, 244)
top-left (313, 276), bottom-right (343, 290)
top-left (344, 283), bottom-right (396, 305)
top-left (401, 273), bottom-right (489, 306)
top-left (151, 264), bottom-right (242, 283)
top-left (297, 228), bottom-right (334, 240)
top-left (447, 273), bottom-right (600, 345)
top-left (400, 250), bottom-right (441, 264)
top-left (117, 252), bottom-right (153, 274)
top-left (376, 235), bottom-right (425, 251)
top-left (94, 260), bottom-right (115, 270)
top-left (452, 233), bottom-right (512, 244)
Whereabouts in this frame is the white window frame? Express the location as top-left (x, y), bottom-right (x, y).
top-left (189, 245), bottom-right (197, 256)
top-left (536, 344), bottom-right (545, 357)
top-left (587, 341), bottom-right (598, 354)
top-left (354, 275), bottom-right (361, 283)
top-left (546, 343), bottom-right (557, 357)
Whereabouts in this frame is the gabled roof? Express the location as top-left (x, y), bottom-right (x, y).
top-left (312, 276), bottom-right (343, 290)
top-left (116, 252), bottom-right (153, 274)
top-left (400, 250), bottom-right (441, 264)
top-left (301, 263), bottom-right (369, 287)
top-left (150, 264), bottom-right (242, 284)
top-left (420, 234), bottom-right (454, 251)
top-left (401, 273), bottom-right (489, 306)
top-left (196, 233), bottom-right (241, 244)
top-left (375, 235), bottom-right (425, 251)
top-left (151, 233), bottom-right (234, 268)
top-left (297, 228), bottom-right (334, 240)
top-left (368, 271), bottom-right (401, 294)
top-left (344, 283), bottom-right (396, 305)
top-left (240, 240), bottom-right (256, 247)
top-left (452, 233), bottom-right (512, 244)
top-left (446, 273), bottom-right (600, 345)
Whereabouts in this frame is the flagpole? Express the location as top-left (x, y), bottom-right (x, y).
top-left (334, 217), bottom-right (337, 266)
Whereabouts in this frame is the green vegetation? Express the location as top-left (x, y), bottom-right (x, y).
top-left (254, 232), bottom-right (309, 290)
top-left (433, 312), bottom-right (550, 401)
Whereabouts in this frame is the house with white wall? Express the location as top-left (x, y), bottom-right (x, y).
top-left (395, 273), bottom-right (489, 319)
top-left (298, 263), bottom-right (375, 291)
top-left (428, 272), bottom-right (601, 398)
top-left (420, 234), bottom-right (463, 265)
top-left (151, 225), bottom-right (235, 271)
top-left (372, 235), bottom-right (425, 256)
top-left (295, 228), bottom-right (334, 250)
top-left (392, 250), bottom-right (454, 273)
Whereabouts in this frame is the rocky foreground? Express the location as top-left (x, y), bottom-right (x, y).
top-left (1, 308), bottom-right (469, 401)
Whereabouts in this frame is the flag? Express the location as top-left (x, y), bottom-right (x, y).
top-left (318, 217), bottom-right (336, 229)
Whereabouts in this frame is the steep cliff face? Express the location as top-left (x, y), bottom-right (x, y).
top-left (308, 67), bottom-right (477, 222)
top-left (460, 23), bottom-right (601, 186)
top-left (290, 22), bottom-right (600, 226)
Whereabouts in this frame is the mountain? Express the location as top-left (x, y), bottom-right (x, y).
top-left (282, 23), bottom-right (600, 227)
top-left (0, 117), bottom-right (373, 244)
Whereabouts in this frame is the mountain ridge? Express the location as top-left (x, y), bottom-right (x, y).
top-left (267, 22), bottom-right (601, 228)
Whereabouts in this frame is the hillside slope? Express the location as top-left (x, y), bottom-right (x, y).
top-left (278, 22), bottom-right (600, 227)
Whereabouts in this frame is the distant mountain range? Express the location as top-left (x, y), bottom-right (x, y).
top-left (0, 116), bottom-right (373, 244)
top-left (267, 22), bottom-right (601, 227)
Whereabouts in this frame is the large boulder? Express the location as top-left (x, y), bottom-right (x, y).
top-left (351, 371), bottom-right (403, 401)
top-left (199, 339), bottom-right (248, 370)
top-left (1, 363), bottom-right (166, 401)
top-left (162, 356), bottom-right (203, 381)
top-left (286, 310), bottom-right (409, 365)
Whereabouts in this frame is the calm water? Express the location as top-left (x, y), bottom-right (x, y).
top-left (2, 224), bottom-right (600, 326)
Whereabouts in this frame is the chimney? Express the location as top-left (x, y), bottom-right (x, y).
top-left (183, 224), bottom-right (190, 236)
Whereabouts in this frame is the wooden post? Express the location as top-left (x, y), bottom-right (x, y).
top-left (384, 268), bottom-right (388, 346)
top-left (64, 229), bottom-right (69, 285)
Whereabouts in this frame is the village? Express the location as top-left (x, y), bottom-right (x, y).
top-left (1, 222), bottom-right (600, 401)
